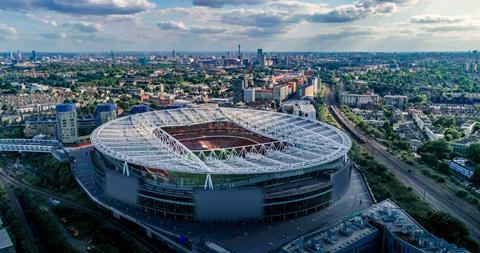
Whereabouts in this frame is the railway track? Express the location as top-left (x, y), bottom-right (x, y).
top-left (329, 104), bottom-right (480, 241)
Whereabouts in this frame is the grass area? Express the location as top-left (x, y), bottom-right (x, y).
top-left (349, 142), bottom-right (479, 252)
top-left (316, 103), bottom-right (340, 127)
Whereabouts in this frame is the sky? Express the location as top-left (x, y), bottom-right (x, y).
top-left (1, 0), bottom-right (480, 52)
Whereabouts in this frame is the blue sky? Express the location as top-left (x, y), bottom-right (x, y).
top-left (1, 0), bottom-right (479, 52)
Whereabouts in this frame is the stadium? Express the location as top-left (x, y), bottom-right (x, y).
top-left (90, 108), bottom-right (352, 222)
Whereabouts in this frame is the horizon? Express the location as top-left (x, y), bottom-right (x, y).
top-left (1, 0), bottom-right (480, 51)
top-left (1, 50), bottom-right (478, 54)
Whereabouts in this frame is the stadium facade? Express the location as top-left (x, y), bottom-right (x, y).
top-left (90, 108), bottom-right (352, 222)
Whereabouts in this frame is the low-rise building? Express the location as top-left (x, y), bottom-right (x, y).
top-left (23, 119), bottom-right (57, 138)
top-left (448, 158), bottom-right (476, 179)
top-left (340, 92), bottom-right (380, 108)
top-left (460, 120), bottom-right (477, 135)
top-left (384, 95), bottom-right (408, 108)
top-left (281, 100), bottom-right (316, 120)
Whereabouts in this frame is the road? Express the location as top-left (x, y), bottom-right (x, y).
top-left (325, 89), bottom-right (480, 242)
top-left (0, 166), bottom-right (159, 253)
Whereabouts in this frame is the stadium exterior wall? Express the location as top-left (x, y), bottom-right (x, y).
top-left (91, 149), bottom-right (352, 222)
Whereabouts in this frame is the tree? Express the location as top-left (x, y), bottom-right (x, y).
top-left (417, 139), bottom-right (452, 160)
top-left (466, 143), bottom-right (480, 164)
top-left (443, 128), bottom-right (463, 142)
top-left (471, 167), bottom-right (480, 186)
top-left (423, 212), bottom-right (470, 248)
top-left (433, 116), bottom-right (455, 129)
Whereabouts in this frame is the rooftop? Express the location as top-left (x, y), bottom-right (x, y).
top-left (282, 200), bottom-right (468, 253)
top-left (91, 108), bottom-right (351, 174)
top-left (0, 229), bottom-right (13, 250)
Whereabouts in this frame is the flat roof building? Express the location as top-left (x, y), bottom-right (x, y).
top-left (340, 92), bottom-right (380, 108)
top-left (282, 200), bottom-right (467, 253)
top-left (55, 103), bottom-right (78, 144)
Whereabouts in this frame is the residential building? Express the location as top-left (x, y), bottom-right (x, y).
top-left (55, 103), bottom-right (78, 144)
top-left (384, 95), bottom-right (408, 108)
top-left (460, 120), bottom-right (477, 135)
top-left (23, 119), bottom-right (57, 138)
top-left (243, 88), bottom-right (256, 103)
top-left (340, 92), bottom-right (380, 108)
top-left (130, 104), bottom-right (150, 115)
top-left (233, 76), bottom-right (248, 103)
top-left (273, 84), bottom-right (289, 103)
top-left (94, 103), bottom-right (117, 127)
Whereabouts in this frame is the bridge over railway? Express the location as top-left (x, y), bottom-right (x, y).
top-left (0, 139), bottom-right (68, 161)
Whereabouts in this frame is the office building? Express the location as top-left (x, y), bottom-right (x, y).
top-left (55, 103), bottom-right (78, 144)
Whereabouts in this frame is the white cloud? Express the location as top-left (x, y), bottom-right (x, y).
top-left (0, 0), bottom-right (155, 15)
top-left (63, 22), bottom-right (103, 33)
top-left (157, 21), bottom-right (187, 31)
top-left (410, 15), bottom-right (465, 24)
top-left (0, 24), bottom-right (17, 39)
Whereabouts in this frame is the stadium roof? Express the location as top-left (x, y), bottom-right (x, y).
top-left (91, 108), bottom-right (351, 174)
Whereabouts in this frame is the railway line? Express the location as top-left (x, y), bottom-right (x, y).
top-left (328, 103), bottom-right (480, 241)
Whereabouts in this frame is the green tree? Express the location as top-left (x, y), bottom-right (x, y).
top-left (471, 167), bottom-right (480, 186)
top-left (466, 143), bottom-right (480, 164)
top-left (443, 128), bottom-right (463, 142)
top-left (433, 116), bottom-right (455, 129)
top-left (417, 139), bottom-right (452, 160)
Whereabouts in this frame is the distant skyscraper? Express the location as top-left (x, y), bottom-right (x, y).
top-left (172, 50), bottom-right (176, 58)
top-left (110, 50), bottom-right (115, 61)
top-left (260, 54), bottom-right (267, 69)
top-left (257, 48), bottom-right (263, 59)
top-left (238, 44), bottom-right (241, 59)
top-left (31, 50), bottom-right (36, 61)
top-left (94, 103), bottom-right (116, 127)
top-left (56, 103), bottom-right (78, 144)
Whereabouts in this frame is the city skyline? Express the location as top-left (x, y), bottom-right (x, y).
top-left (1, 0), bottom-right (480, 52)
